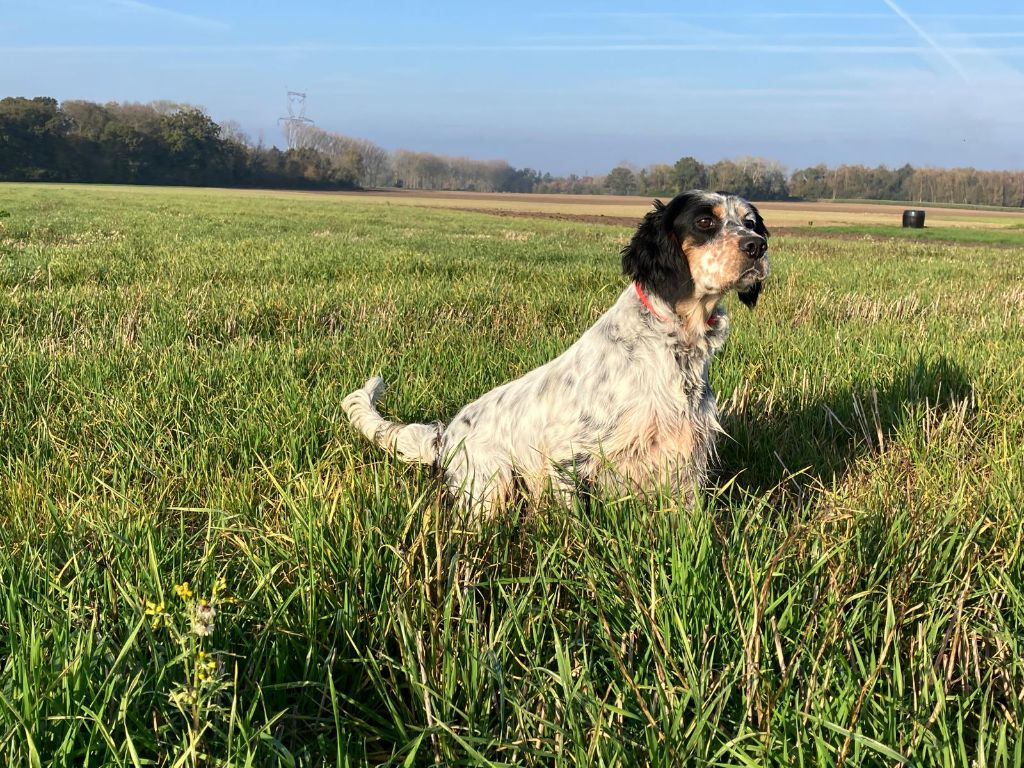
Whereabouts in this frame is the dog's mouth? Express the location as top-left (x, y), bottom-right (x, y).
top-left (738, 259), bottom-right (770, 285)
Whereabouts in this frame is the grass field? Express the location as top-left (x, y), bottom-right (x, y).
top-left (1, 183), bottom-right (1023, 766)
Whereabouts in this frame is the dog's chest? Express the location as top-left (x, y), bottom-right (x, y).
top-left (657, 362), bottom-right (716, 456)
top-left (605, 353), bottom-right (717, 472)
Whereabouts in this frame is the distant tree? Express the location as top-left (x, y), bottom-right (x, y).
top-left (100, 121), bottom-right (155, 182)
top-left (331, 147), bottom-right (364, 185)
top-left (708, 159), bottom-right (748, 196)
top-left (157, 108), bottom-right (230, 184)
top-left (389, 148), bottom-right (538, 192)
top-left (113, 102), bottom-right (168, 135)
top-left (149, 100), bottom-right (196, 116)
top-left (705, 156), bottom-right (788, 200)
top-left (789, 163), bottom-right (832, 199)
top-left (63, 99), bottom-right (112, 141)
top-left (736, 156), bottom-right (788, 199)
top-left (534, 173), bottom-right (604, 195)
top-left (605, 166), bottom-right (638, 195)
top-left (892, 163), bottom-right (915, 200)
top-left (219, 119), bottom-right (250, 146)
top-left (355, 138), bottom-right (392, 187)
top-left (417, 154), bottom-right (447, 189)
top-left (642, 163), bottom-right (675, 197)
top-left (0, 97), bottom-right (71, 179)
top-left (289, 124), bottom-right (391, 187)
top-left (492, 164), bottom-right (540, 193)
top-left (672, 156), bottom-right (708, 192)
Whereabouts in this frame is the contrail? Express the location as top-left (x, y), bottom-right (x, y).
top-left (881, 0), bottom-right (969, 82)
top-left (107, 0), bottom-right (228, 31)
top-left (544, 11), bottom-right (1024, 20)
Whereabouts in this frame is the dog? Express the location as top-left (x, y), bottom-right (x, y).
top-left (343, 190), bottom-right (769, 514)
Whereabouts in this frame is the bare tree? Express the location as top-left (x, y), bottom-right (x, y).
top-left (219, 119), bottom-right (250, 146)
top-left (353, 138), bottom-right (392, 187)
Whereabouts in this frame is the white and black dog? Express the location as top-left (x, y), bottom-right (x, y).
top-left (343, 191), bottom-right (769, 514)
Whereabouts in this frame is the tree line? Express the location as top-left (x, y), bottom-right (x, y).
top-left (286, 124), bottom-right (541, 192)
top-left (0, 97), bottom-right (362, 189)
top-left (2, 96), bottom-right (1022, 206)
top-left (788, 162), bottom-right (1024, 208)
top-left (596, 157), bottom-right (1024, 207)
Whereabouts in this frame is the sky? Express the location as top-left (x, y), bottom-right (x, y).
top-left (2, 0), bottom-right (1024, 175)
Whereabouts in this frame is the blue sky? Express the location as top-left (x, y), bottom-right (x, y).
top-left (2, 1), bottom-right (1024, 174)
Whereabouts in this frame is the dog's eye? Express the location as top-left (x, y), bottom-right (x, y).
top-left (743, 219), bottom-right (756, 230)
top-left (695, 217), bottom-right (716, 231)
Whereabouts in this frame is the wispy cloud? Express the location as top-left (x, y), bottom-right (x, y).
top-left (881, 0), bottom-right (970, 82)
top-left (6, 43), bottom-right (1024, 55)
top-left (544, 11), bottom-right (1024, 20)
top-left (106, 0), bottom-right (228, 31)
top-left (773, 31), bottom-right (1024, 40)
top-left (724, 11), bottom-right (1024, 19)
top-left (544, 11), bottom-right (892, 19)
top-left (520, 30), bottom-right (1024, 46)
top-left (3, 44), bottom-right (310, 54)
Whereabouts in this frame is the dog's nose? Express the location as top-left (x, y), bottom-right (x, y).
top-left (739, 236), bottom-right (767, 259)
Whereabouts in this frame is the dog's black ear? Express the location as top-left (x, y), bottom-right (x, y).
top-left (737, 282), bottom-right (763, 308)
top-left (748, 202), bottom-right (770, 241)
top-left (621, 196), bottom-right (693, 305)
top-left (621, 200), bottom-right (669, 286)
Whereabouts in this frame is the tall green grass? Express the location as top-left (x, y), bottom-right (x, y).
top-left (1, 183), bottom-right (1022, 765)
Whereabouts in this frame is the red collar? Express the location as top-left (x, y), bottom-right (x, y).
top-left (633, 282), bottom-right (718, 328)
top-left (634, 281), bottom-right (669, 322)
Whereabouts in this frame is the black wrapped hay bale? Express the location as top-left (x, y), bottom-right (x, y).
top-left (902, 209), bottom-right (926, 228)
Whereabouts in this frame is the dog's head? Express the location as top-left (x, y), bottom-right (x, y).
top-left (621, 190), bottom-right (770, 309)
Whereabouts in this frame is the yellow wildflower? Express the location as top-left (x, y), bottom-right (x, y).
top-left (174, 582), bottom-right (193, 601)
top-left (144, 600), bottom-right (166, 629)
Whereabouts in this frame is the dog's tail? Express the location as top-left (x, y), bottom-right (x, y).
top-left (342, 376), bottom-right (442, 465)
